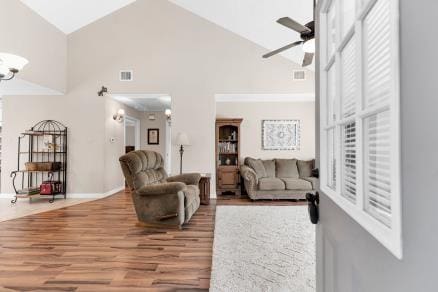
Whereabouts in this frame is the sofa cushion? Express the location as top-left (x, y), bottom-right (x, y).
top-left (297, 160), bottom-right (315, 178)
top-left (258, 178), bottom-right (285, 191)
top-left (246, 158), bottom-right (267, 178)
top-left (302, 177), bottom-right (319, 189)
top-left (280, 178), bottom-right (313, 190)
top-left (276, 159), bottom-right (299, 178)
top-left (262, 159), bottom-right (276, 178)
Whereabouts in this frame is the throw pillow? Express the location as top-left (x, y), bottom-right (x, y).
top-left (297, 159), bottom-right (315, 178)
top-left (262, 159), bottom-right (276, 178)
top-left (276, 159), bottom-right (299, 178)
top-left (246, 158), bottom-right (267, 179)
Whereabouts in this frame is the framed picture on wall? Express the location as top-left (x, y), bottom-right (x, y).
top-left (262, 120), bottom-right (300, 150)
top-left (147, 128), bottom-right (159, 145)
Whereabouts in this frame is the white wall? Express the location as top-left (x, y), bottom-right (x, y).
top-left (216, 101), bottom-right (315, 161)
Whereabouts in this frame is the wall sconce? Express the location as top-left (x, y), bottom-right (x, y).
top-left (148, 114), bottom-right (156, 121)
top-left (0, 53), bottom-right (29, 82)
top-left (97, 86), bottom-right (108, 96)
top-left (113, 109), bottom-right (125, 123)
top-left (165, 109), bottom-right (171, 124)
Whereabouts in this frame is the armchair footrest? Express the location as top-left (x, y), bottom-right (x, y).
top-left (157, 213), bottom-right (179, 220)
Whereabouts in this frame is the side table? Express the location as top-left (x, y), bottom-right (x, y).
top-left (199, 174), bottom-right (211, 205)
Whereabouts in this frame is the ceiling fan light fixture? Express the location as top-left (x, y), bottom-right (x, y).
top-left (302, 39), bottom-right (315, 53)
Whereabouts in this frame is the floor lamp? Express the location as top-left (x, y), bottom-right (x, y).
top-left (176, 132), bottom-right (190, 174)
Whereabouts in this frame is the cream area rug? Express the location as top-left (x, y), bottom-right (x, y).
top-left (210, 206), bottom-right (315, 292)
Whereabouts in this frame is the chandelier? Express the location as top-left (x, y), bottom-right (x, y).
top-left (0, 53), bottom-right (29, 81)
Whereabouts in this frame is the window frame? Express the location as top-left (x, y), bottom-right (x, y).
top-left (319, 0), bottom-right (402, 259)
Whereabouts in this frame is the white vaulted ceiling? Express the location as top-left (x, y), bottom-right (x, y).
top-left (169, 0), bottom-right (314, 65)
top-left (20, 0), bottom-right (137, 34)
top-left (20, 0), bottom-right (313, 65)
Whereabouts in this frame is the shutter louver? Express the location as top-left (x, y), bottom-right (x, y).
top-left (327, 65), bottom-right (337, 124)
top-left (342, 122), bottom-right (356, 203)
top-left (327, 129), bottom-right (336, 190)
top-left (364, 111), bottom-right (392, 227)
top-left (341, 36), bottom-right (356, 118)
top-left (364, 0), bottom-right (391, 109)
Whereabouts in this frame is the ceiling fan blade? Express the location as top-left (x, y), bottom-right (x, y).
top-left (277, 17), bottom-right (311, 33)
top-left (263, 41), bottom-right (303, 58)
top-left (302, 52), bottom-right (314, 67)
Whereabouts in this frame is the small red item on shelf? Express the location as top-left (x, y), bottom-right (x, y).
top-left (40, 181), bottom-right (62, 195)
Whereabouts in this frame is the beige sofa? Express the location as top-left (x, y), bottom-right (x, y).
top-left (240, 157), bottom-right (318, 200)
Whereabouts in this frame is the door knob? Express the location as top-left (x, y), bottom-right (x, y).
top-left (306, 192), bottom-right (319, 224)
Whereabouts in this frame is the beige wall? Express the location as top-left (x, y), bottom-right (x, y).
top-left (0, 0), bottom-right (67, 93)
top-left (2, 0), bottom-right (314, 196)
top-left (216, 101), bottom-right (315, 161)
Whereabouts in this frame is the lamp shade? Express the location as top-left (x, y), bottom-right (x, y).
top-left (176, 132), bottom-right (190, 146)
top-left (0, 53), bottom-right (29, 71)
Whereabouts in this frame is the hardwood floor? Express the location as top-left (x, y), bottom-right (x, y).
top-left (0, 192), bottom-right (304, 291)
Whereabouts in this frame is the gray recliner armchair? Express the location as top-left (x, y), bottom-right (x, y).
top-left (119, 150), bottom-right (201, 228)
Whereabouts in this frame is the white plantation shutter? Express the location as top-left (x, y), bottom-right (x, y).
top-left (327, 64), bottom-right (337, 124)
top-left (364, 111), bottom-right (392, 227)
top-left (327, 128), bottom-right (336, 190)
top-left (364, 0), bottom-right (391, 108)
top-left (320, 0), bottom-right (401, 257)
top-left (341, 37), bottom-right (356, 118)
top-left (342, 122), bottom-right (356, 203)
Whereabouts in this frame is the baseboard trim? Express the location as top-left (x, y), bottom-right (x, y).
top-left (210, 193), bottom-right (217, 199)
top-left (0, 186), bottom-right (125, 200)
top-left (68, 186), bottom-right (125, 199)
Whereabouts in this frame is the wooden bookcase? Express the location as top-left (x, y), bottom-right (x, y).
top-left (215, 118), bottom-right (242, 196)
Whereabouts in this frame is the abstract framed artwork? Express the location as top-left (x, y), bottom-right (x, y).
top-left (262, 120), bottom-right (300, 150)
top-left (147, 128), bottom-right (159, 145)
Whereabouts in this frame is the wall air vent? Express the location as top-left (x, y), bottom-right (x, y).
top-left (120, 70), bottom-right (133, 81)
top-left (293, 70), bottom-right (306, 80)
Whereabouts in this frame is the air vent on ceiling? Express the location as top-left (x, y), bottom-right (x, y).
top-left (120, 70), bottom-right (133, 81)
top-left (293, 70), bottom-right (306, 80)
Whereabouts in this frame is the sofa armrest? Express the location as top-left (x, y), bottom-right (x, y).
top-left (167, 173), bottom-right (201, 185)
top-left (240, 165), bottom-right (258, 190)
top-left (137, 182), bottom-right (186, 196)
top-left (311, 168), bottom-right (319, 178)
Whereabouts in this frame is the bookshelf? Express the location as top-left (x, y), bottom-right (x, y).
top-left (215, 118), bottom-right (242, 196)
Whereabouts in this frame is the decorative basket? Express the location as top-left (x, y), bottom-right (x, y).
top-left (25, 162), bottom-right (60, 171)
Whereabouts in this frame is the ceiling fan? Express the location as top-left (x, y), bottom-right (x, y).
top-left (263, 0), bottom-right (316, 67)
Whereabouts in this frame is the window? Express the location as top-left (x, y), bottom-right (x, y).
top-left (319, 0), bottom-right (401, 258)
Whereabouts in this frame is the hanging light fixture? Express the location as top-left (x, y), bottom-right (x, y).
top-left (0, 53), bottom-right (29, 81)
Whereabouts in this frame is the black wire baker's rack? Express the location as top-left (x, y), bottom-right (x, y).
top-left (10, 120), bottom-right (67, 203)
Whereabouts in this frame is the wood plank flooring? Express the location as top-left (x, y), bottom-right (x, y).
top-left (0, 192), bottom-right (304, 291)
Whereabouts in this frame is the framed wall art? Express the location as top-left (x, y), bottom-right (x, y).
top-left (261, 120), bottom-right (300, 150)
top-left (147, 128), bottom-right (159, 145)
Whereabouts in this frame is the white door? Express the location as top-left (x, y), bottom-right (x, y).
top-left (314, 0), bottom-right (435, 291)
top-left (124, 115), bottom-right (140, 151)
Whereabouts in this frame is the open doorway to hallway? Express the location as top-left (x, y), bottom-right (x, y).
top-left (124, 115), bottom-right (140, 153)
top-left (111, 94), bottom-right (172, 174)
